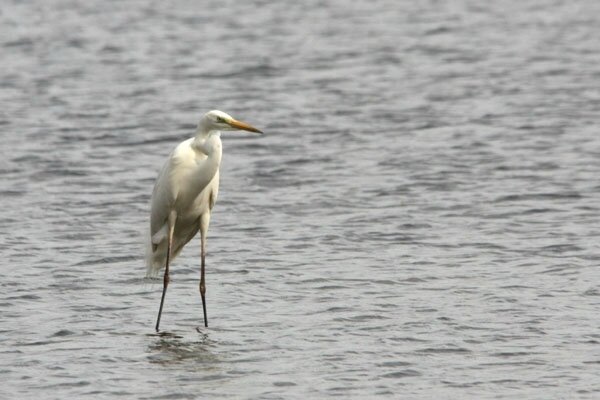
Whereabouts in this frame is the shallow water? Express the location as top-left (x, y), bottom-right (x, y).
top-left (1, 0), bottom-right (600, 398)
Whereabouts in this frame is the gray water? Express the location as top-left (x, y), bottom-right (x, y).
top-left (1, 0), bottom-right (599, 398)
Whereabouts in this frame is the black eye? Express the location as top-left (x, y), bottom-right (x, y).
top-left (216, 117), bottom-right (225, 123)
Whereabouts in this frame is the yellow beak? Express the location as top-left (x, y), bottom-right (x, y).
top-left (228, 119), bottom-right (263, 134)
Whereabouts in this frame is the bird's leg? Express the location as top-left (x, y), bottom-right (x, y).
top-left (199, 214), bottom-right (210, 328)
top-left (155, 212), bottom-right (176, 332)
top-left (200, 243), bottom-right (207, 328)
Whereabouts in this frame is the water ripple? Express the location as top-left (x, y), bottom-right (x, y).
top-left (1, 0), bottom-right (600, 399)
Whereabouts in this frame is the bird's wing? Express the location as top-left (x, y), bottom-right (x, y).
top-left (149, 157), bottom-right (176, 241)
top-left (149, 139), bottom-right (196, 238)
top-left (189, 169), bottom-right (220, 215)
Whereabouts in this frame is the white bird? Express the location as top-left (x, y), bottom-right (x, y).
top-left (146, 110), bottom-right (263, 332)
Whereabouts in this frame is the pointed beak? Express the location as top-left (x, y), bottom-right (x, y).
top-left (228, 119), bottom-right (263, 134)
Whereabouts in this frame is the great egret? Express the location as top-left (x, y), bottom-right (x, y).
top-left (146, 110), bottom-right (263, 332)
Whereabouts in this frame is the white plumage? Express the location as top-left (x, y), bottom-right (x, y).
top-left (145, 137), bottom-right (221, 277)
top-left (147, 110), bottom-right (263, 331)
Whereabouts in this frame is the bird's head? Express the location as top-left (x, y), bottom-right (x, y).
top-left (201, 110), bottom-right (263, 134)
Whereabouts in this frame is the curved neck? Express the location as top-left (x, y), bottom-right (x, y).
top-left (193, 117), bottom-right (219, 147)
top-left (192, 130), bottom-right (221, 157)
top-left (194, 120), bottom-right (211, 140)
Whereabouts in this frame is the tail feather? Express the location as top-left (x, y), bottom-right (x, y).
top-left (145, 238), bottom-right (165, 278)
top-left (144, 234), bottom-right (186, 278)
top-left (145, 223), bottom-right (169, 278)
top-left (144, 223), bottom-right (199, 278)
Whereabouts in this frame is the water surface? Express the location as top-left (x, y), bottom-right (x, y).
top-left (1, 0), bottom-right (600, 398)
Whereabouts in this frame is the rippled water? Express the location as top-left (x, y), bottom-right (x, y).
top-left (2, 0), bottom-right (600, 398)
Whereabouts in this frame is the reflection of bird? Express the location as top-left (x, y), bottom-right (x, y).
top-left (146, 110), bottom-right (263, 332)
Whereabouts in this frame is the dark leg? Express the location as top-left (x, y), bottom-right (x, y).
top-left (200, 249), bottom-right (207, 327)
top-left (199, 213), bottom-right (210, 328)
top-left (155, 218), bottom-right (175, 332)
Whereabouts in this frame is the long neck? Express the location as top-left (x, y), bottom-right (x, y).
top-left (183, 132), bottom-right (223, 205)
top-left (192, 130), bottom-right (222, 159)
top-left (194, 118), bottom-right (212, 141)
top-left (192, 116), bottom-right (219, 150)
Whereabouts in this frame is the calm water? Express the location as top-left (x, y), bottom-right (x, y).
top-left (1, 1), bottom-right (600, 398)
